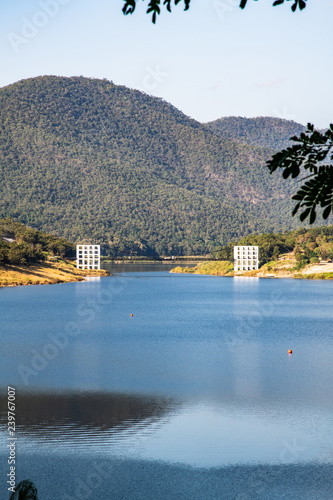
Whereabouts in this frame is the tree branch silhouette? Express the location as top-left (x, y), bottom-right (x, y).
top-left (121, 0), bottom-right (333, 226)
top-left (122, 0), bottom-right (308, 23)
top-left (267, 124), bottom-right (333, 224)
top-left (9, 480), bottom-right (39, 500)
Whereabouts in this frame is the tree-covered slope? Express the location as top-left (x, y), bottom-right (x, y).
top-left (0, 76), bottom-right (309, 256)
top-left (0, 217), bottom-right (74, 265)
top-left (204, 116), bottom-right (306, 151)
top-left (213, 225), bottom-right (333, 267)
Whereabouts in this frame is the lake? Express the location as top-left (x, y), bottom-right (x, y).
top-left (1, 265), bottom-right (333, 499)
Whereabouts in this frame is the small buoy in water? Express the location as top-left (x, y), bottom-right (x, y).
top-left (288, 349), bottom-right (292, 354)
top-left (130, 313), bottom-right (133, 317)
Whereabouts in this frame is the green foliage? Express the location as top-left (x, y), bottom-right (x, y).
top-left (122, 0), bottom-right (307, 23)
top-left (267, 123), bottom-right (333, 224)
top-left (205, 117), bottom-right (305, 152)
top-left (294, 252), bottom-right (309, 270)
top-left (193, 261), bottom-right (234, 276)
top-left (240, 0), bottom-right (307, 10)
top-left (0, 218), bottom-right (75, 266)
top-left (0, 76), bottom-right (316, 257)
top-left (171, 260), bottom-right (234, 275)
top-left (170, 265), bottom-right (193, 274)
top-left (304, 272), bottom-right (333, 280)
top-left (122, 0), bottom-right (190, 23)
top-left (213, 225), bottom-right (333, 265)
top-left (7, 242), bottom-right (43, 266)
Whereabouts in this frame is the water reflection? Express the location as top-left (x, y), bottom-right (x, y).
top-left (0, 390), bottom-right (331, 466)
top-left (0, 391), bottom-right (176, 453)
top-left (103, 262), bottom-right (183, 274)
top-left (1, 272), bottom-right (333, 498)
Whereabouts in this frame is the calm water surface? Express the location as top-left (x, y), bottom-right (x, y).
top-left (1, 266), bottom-right (333, 499)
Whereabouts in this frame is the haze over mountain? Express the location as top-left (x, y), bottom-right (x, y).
top-left (0, 76), bottom-right (310, 256)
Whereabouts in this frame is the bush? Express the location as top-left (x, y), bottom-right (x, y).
top-left (310, 256), bottom-right (319, 264)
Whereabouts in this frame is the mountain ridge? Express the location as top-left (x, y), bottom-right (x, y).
top-left (204, 116), bottom-right (306, 151)
top-left (0, 75), bottom-right (317, 256)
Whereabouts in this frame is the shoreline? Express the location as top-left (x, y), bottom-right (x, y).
top-left (170, 260), bottom-right (333, 280)
top-left (2, 259), bottom-right (332, 287)
top-left (0, 260), bottom-right (109, 288)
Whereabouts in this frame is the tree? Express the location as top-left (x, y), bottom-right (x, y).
top-left (122, 0), bottom-right (333, 228)
top-left (267, 124), bottom-right (333, 224)
top-left (122, 0), bottom-right (307, 24)
top-left (239, 0), bottom-right (307, 10)
top-left (122, 0), bottom-right (190, 23)
top-left (9, 479), bottom-right (39, 500)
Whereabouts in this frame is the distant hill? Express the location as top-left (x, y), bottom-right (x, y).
top-left (0, 76), bottom-right (317, 256)
top-left (204, 116), bottom-right (306, 151)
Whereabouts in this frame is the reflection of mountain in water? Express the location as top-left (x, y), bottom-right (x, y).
top-left (0, 391), bottom-right (177, 443)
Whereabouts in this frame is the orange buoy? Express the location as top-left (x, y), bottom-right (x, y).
top-left (130, 313), bottom-right (133, 317)
top-left (288, 349), bottom-right (292, 354)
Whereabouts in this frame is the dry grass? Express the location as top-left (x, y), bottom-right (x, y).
top-left (170, 261), bottom-right (234, 276)
top-left (241, 269), bottom-right (260, 277)
top-left (0, 260), bottom-right (109, 288)
top-left (171, 255), bottom-right (333, 281)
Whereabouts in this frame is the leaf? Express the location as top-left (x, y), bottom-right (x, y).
top-left (268, 123), bottom-right (333, 222)
top-left (292, 192), bottom-right (306, 201)
top-left (323, 205), bottom-right (332, 220)
top-left (309, 209), bottom-right (316, 224)
top-left (292, 202), bottom-right (300, 216)
top-left (164, 0), bottom-right (172, 12)
top-left (122, 0), bottom-right (136, 15)
top-left (299, 208), bottom-right (311, 221)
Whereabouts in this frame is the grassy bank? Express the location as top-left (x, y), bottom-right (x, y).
top-left (241, 258), bottom-right (333, 279)
top-left (170, 261), bottom-right (234, 276)
top-left (301, 272), bottom-right (333, 280)
top-left (171, 256), bottom-right (333, 280)
top-left (0, 260), bottom-right (109, 287)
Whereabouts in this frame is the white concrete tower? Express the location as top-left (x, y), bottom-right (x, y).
top-left (234, 246), bottom-right (259, 271)
top-left (76, 245), bottom-right (101, 270)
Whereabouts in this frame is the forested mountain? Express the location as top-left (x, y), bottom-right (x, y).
top-left (204, 116), bottom-right (306, 151)
top-left (0, 76), bottom-right (319, 256)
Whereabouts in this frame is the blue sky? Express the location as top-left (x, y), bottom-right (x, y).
top-left (1, 0), bottom-right (333, 127)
